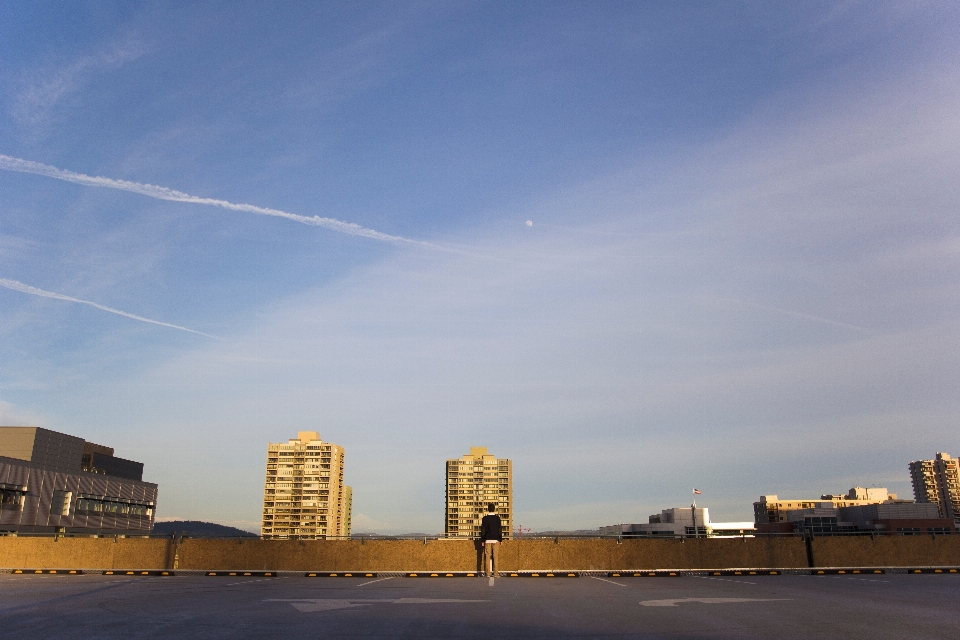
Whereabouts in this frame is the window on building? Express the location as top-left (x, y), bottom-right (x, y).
top-left (0, 484), bottom-right (26, 509)
top-left (51, 490), bottom-right (72, 516)
top-left (897, 527), bottom-right (921, 535)
top-left (74, 494), bottom-right (154, 518)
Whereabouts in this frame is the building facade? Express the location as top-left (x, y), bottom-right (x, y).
top-left (261, 431), bottom-right (351, 539)
top-left (600, 507), bottom-right (754, 538)
top-left (0, 427), bottom-right (157, 534)
top-left (342, 486), bottom-right (352, 537)
top-left (753, 487), bottom-right (899, 526)
top-left (839, 502), bottom-right (952, 533)
top-left (909, 452), bottom-right (960, 520)
top-left (756, 501), bottom-right (952, 535)
top-left (445, 446), bottom-right (512, 539)
top-left (753, 486), bottom-right (954, 535)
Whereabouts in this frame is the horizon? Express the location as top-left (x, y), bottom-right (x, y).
top-left (2, 2), bottom-right (958, 535)
top-left (0, 422), bottom-right (942, 536)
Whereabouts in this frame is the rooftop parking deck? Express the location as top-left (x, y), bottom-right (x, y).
top-left (2, 569), bottom-right (958, 639)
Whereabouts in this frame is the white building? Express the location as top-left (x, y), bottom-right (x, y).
top-left (600, 507), bottom-right (754, 538)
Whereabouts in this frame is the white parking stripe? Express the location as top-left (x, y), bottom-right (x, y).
top-left (225, 577), bottom-right (275, 586)
top-left (692, 576), bottom-right (756, 585)
top-left (356, 576), bottom-right (394, 587)
top-left (846, 578), bottom-right (889, 583)
top-left (641, 598), bottom-right (791, 607)
top-left (591, 577), bottom-right (627, 587)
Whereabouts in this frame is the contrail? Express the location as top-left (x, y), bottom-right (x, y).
top-left (0, 278), bottom-right (219, 339)
top-left (0, 154), bottom-right (435, 248)
top-left (715, 296), bottom-right (873, 333)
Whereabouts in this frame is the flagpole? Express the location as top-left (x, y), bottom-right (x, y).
top-left (691, 488), bottom-right (697, 539)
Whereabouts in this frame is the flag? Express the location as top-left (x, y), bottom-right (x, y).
top-left (693, 488), bottom-right (702, 495)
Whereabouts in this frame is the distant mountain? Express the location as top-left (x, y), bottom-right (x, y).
top-left (152, 520), bottom-right (258, 538)
top-left (530, 530), bottom-right (601, 537)
top-left (352, 532), bottom-right (438, 539)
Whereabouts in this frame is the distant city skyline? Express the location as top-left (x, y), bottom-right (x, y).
top-left (1, 2), bottom-right (958, 534)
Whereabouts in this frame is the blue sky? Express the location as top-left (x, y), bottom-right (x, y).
top-left (1, 1), bottom-right (958, 533)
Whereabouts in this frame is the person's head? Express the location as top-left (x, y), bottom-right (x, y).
top-left (487, 503), bottom-right (496, 513)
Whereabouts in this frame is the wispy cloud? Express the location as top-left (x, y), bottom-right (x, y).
top-left (0, 278), bottom-right (218, 339)
top-left (11, 40), bottom-right (146, 129)
top-left (712, 297), bottom-right (874, 334)
top-left (105, 58), bottom-right (960, 532)
top-left (0, 155), bottom-right (438, 248)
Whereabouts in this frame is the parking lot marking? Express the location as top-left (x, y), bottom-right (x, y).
top-left (268, 599), bottom-right (367, 612)
top-left (693, 576), bottom-right (756, 585)
top-left (640, 598), bottom-right (791, 607)
top-left (356, 577), bottom-right (394, 587)
top-left (846, 578), bottom-right (889, 583)
top-left (225, 577), bottom-right (275, 586)
top-left (267, 598), bottom-right (488, 613)
top-left (591, 577), bottom-right (627, 587)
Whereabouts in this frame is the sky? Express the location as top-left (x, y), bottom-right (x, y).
top-left (1, 1), bottom-right (958, 534)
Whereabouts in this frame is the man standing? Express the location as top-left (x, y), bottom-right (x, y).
top-left (480, 503), bottom-right (503, 578)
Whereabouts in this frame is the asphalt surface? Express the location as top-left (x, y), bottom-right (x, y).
top-left (1, 572), bottom-right (958, 639)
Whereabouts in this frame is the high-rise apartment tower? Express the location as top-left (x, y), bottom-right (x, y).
top-left (910, 452), bottom-right (960, 520)
top-left (261, 432), bottom-right (351, 539)
top-left (445, 446), bottom-right (512, 539)
top-left (342, 485), bottom-right (352, 537)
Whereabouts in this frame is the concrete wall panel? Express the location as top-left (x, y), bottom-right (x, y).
top-left (811, 535), bottom-right (960, 567)
top-left (0, 537), bottom-right (168, 570)
top-left (1, 536), bottom-right (959, 572)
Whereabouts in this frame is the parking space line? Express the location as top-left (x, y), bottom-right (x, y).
top-left (356, 576), bottom-right (394, 587)
top-left (591, 576), bottom-right (627, 587)
top-left (846, 578), bottom-right (889, 583)
top-left (225, 577), bottom-right (275, 586)
top-left (692, 576), bottom-right (756, 585)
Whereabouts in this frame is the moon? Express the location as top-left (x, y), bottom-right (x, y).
top-left (525, 220), bottom-right (533, 227)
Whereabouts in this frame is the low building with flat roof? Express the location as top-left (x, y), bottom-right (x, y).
top-left (600, 507), bottom-right (754, 538)
top-left (753, 486), bottom-right (954, 535)
top-left (754, 487), bottom-right (900, 527)
top-left (0, 426), bottom-right (157, 534)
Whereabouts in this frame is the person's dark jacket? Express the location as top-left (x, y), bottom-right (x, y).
top-left (480, 512), bottom-right (503, 542)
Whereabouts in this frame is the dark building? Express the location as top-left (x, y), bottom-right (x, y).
top-left (0, 427), bottom-right (157, 534)
top-left (81, 442), bottom-right (144, 481)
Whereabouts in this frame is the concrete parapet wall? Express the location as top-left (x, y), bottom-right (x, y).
top-left (1, 535), bottom-right (958, 571)
top-left (0, 536), bottom-right (170, 570)
top-left (612, 537), bottom-right (809, 570)
top-left (177, 539), bottom-right (475, 571)
top-left (810, 535), bottom-right (960, 567)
